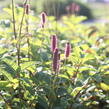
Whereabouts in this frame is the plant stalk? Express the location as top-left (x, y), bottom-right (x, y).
top-left (12, 0), bottom-right (17, 39)
top-left (17, 0), bottom-right (28, 105)
top-left (26, 8), bottom-right (30, 61)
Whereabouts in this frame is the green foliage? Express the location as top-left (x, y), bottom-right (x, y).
top-left (0, 1), bottom-right (109, 109)
top-left (35, 0), bottom-right (93, 19)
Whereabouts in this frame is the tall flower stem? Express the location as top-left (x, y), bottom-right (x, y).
top-left (18, 0), bottom-right (28, 105)
top-left (49, 49), bottom-right (60, 109)
top-left (17, 0), bottom-right (28, 66)
top-left (40, 12), bottom-right (46, 62)
top-left (11, 0), bottom-right (28, 106)
top-left (25, 4), bottom-right (30, 61)
top-left (11, 0), bottom-right (20, 68)
top-left (27, 20), bottom-right (30, 61)
top-left (12, 0), bottom-right (17, 39)
top-left (11, 0), bottom-right (20, 106)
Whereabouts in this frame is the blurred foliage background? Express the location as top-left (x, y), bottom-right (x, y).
top-left (0, 0), bottom-right (109, 20)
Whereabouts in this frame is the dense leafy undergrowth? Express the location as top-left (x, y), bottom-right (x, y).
top-left (0, 1), bottom-right (109, 109)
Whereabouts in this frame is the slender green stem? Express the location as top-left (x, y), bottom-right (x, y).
top-left (27, 34), bottom-right (30, 60)
top-left (11, 0), bottom-right (21, 106)
top-left (17, 0), bottom-right (28, 66)
top-left (17, 0), bottom-right (26, 71)
top-left (26, 5), bottom-right (30, 61)
top-left (11, 0), bottom-right (20, 72)
top-left (12, 0), bottom-right (17, 39)
top-left (40, 27), bottom-right (45, 62)
top-left (17, 0), bottom-right (28, 105)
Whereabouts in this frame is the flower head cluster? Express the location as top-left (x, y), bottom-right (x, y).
top-left (41, 12), bottom-right (46, 28)
top-left (51, 35), bottom-right (71, 73)
top-left (52, 48), bottom-right (60, 72)
top-left (51, 35), bottom-right (57, 52)
top-left (24, 4), bottom-right (30, 15)
top-left (65, 42), bottom-right (71, 58)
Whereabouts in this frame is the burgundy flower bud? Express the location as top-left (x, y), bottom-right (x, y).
top-left (53, 48), bottom-right (59, 72)
top-left (51, 35), bottom-right (57, 52)
top-left (25, 4), bottom-right (30, 15)
top-left (65, 42), bottom-right (71, 58)
top-left (41, 12), bottom-right (46, 25)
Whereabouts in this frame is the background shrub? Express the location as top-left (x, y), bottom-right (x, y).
top-left (34, 0), bottom-right (93, 19)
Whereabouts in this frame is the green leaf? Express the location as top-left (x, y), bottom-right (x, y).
top-left (44, 86), bottom-right (56, 103)
top-left (82, 54), bottom-right (95, 64)
top-left (21, 61), bottom-right (36, 71)
top-left (0, 69), bottom-right (13, 81)
top-left (33, 72), bottom-right (51, 84)
top-left (86, 86), bottom-right (96, 93)
top-left (100, 83), bottom-right (109, 91)
top-left (71, 87), bottom-right (82, 97)
top-left (92, 74), bottom-right (102, 83)
top-left (1, 58), bottom-right (17, 76)
top-left (104, 71), bottom-right (109, 75)
top-left (0, 81), bottom-right (10, 89)
top-left (37, 95), bottom-right (48, 109)
top-left (102, 75), bottom-right (109, 84)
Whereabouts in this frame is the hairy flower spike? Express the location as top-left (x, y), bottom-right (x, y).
top-left (65, 42), bottom-right (71, 58)
top-left (41, 12), bottom-right (46, 28)
top-left (51, 35), bottom-right (57, 52)
top-left (53, 48), bottom-right (60, 72)
top-left (25, 4), bottom-right (30, 15)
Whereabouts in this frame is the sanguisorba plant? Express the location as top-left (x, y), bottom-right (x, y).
top-left (11, 0), bottom-right (28, 107)
top-left (10, 0), bottom-right (73, 107)
top-left (1, 0), bottom-right (109, 109)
